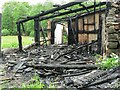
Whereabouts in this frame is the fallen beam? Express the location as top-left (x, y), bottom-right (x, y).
top-left (54, 41), bottom-right (97, 60)
top-left (62, 70), bottom-right (91, 77)
top-left (26, 63), bottom-right (97, 69)
top-left (87, 74), bottom-right (120, 87)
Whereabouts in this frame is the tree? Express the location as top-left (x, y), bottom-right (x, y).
top-left (2, 1), bottom-right (30, 35)
top-left (2, 1), bottom-right (54, 36)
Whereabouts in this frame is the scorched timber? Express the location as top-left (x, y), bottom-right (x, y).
top-left (25, 64), bottom-right (97, 69)
top-left (87, 74), bottom-right (120, 87)
top-left (54, 41), bottom-right (97, 60)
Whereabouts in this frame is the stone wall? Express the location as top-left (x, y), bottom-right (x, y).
top-left (0, 13), bottom-right (2, 57)
top-left (106, 1), bottom-right (120, 54)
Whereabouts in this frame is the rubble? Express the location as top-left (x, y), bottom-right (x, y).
top-left (0, 45), bottom-right (120, 89)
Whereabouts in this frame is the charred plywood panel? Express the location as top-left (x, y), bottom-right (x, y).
top-left (78, 34), bottom-right (88, 43)
top-left (78, 17), bottom-right (89, 43)
top-left (95, 13), bottom-right (100, 30)
top-left (88, 14), bottom-right (98, 43)
top-left (78, 19), bottom-right (83, 43)
top-left (78, 19), bottom-right (83, 30)
top-left (78, 13), bottom-right (101, 43)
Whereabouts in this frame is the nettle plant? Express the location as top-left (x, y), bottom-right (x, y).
top-left (95, 53), bottom-right (120, 70)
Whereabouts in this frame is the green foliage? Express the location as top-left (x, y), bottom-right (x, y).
top-left (29, 31), bottom-right (34, 37)
top-left (2, 1), bottom-right (53, 36)
top-left (2, 29), bottom-right (10, 36)
top-left (21, 75), bottom-right (45, 88)
top-left (2, 2), bottom-right (30, 35)
top-left (96, 53), bottom-right (120, 70)
top-left (21, 74), bottom-right (55, 89)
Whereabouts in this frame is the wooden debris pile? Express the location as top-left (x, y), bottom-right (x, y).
top-left (1, 45), bottom-right (120, 88)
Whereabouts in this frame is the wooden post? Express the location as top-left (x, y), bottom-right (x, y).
top-left (68, 19), bottom-right (75, 45)
top-left (34, 18), bottom-right (40, 46)
top-left (97, 14), bottom-right (102, 54)
top-left (0, 13), bottom-right (2, 56)
top-left (75, 17), bottom-right (79, 44)
top-left (17, 22), bottom-right (22, 51)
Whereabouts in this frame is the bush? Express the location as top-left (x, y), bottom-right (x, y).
top-left (29, 31), bottom-right (34, 37)
top-left (2, 29), bottom-right (10, 36)
top-left (96, 53), bottom-right (120, 70)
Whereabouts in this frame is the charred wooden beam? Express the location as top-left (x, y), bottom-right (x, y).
top-left (39, 2), bottom-right (106, 21)
top-left (51, 21), bottom-right (56, 44)
top-left (26, 63), bottom-right (97, 69)
top-left (68, 18), bottom-right (76, 45)
top-left (62, 70), bottom-right (91, 77)
top-left (94, 0), bottom-right (96, 31)
top-left (34, 18), bottom-right (40, 46)
top-left (54, 41), bottom-right (97, 60)
top-left (79, 30), bottom-right (99, 34)
top-left (17, 2), bottom-right (84, 23)
top-left (87, 74), bottom-right (120, 87)
top-left (75, 17), bottom-right (79, 44)
top-left (97, 9), bottom-right (102, 54)
top-left (17, 22), bottom-right (22, 51)
top-left (53, 8), bottom-right (106, 24)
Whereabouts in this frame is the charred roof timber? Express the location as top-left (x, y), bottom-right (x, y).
top-left (16, 1), bottom-right (88, 23)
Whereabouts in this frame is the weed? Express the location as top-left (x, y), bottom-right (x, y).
top-left (96, 53), bottom-right (120, 70)
top-left (20, 74), bottom-right (55, 89)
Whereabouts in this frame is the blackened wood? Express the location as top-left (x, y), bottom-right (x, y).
top-left (26, 63), bottom-right (97, 69)
top-left (34, 18), bottom-right (40, 46)
top-left (62, 70), bottom-right (91, 77)
top-left (38, 2), bottom-right (106, 21)
top-left (97, 10), bottom-right (102, 54)
top-left (51, 21), bottom-right (56, 44)
top-left (59, 58), bottom-right (79, 64)
top-left (17, 2), bottom-right (83, 23)
top-left (53, 8), bottom-right (106, 23)
top-left (75, 17), bottom-right (79, 44)
top-left (66, 61), bottom-right (87, 65)
top-left (79, 30), bottom-right (98, 34)
top-left (40, 27), bottom-right (47, 46)
top-left (87, 74), bottom-right (120, 87)
top-left (68, 19), bottom-right (75, 45)
top-left (94, 1), bottom-right (96, 31)
top-left (54, 41), bottom-right (97, 60)
top-left (17, 22), bottom-right (22, 51)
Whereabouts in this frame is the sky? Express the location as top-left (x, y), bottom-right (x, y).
top-left (0, 0), bottom-right (70, 13)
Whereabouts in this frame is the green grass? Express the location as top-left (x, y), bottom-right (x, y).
top-left (2, 36), bottom-right (34, 49)
top-left (12, 74), bottom-right (55, 89)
